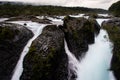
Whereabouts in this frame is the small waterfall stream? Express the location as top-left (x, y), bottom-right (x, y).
top-left (65, 19), bottom-right (116, 80)
top-left (11, 21), bottom-right (46, 80)
top-left (77, 29), bottom-right (115, 80)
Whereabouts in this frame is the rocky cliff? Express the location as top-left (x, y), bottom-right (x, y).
top-left (0, 23), bottom-right (33, 80)
top-left (102, 18), bottom-right (120, 80)
top-left (60, 16), bottom-right (100, 59)
top-left (20, 25), bottom-right (68, 80)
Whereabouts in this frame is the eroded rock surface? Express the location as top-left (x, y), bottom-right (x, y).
top-left (60, 16), bottom-right (100, 59)
top-left (102, 18), bottom-right (120, 80)
top-left (0, 23), bottom-right (33, 80)
top-left (21, 25), bottom-right (68, 80)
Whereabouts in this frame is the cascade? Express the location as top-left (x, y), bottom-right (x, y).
top-left (11, 21), bottom-right (46, 80)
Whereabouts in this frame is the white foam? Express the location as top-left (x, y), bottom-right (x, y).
top-left (77, 29), bottom-right (115, 80)
top-left (0, 18), bottom-right (9, 22)
top-left (10, 21), bottom-right (47, 80)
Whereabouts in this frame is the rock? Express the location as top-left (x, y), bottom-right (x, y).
top-left (84, 13), bottom-right (98, 18)
top-left (0, 23), bottom-right (33, 80)
top-left (21, 25), bottom-right (68, 80)
top-left (7, 15), bottom-right (51, 24)
top-left (61, 16), bottom-right (100, 59)
top-left (109, 1), bottom-right (120, 17)
top-left (102, 18), bottom-right (120, 80)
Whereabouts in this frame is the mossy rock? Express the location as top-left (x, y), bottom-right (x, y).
top-left (62, 16), bottom-right (100, 59)
top-left (102, 19), bottom-right (120, 80)
top-left (0, 26), bottom-right (19, 40)
top-left (21, 25), bottom-right (68, 80)
top-left (109, 1), bottom-right (120, 17)
top-left (0, 23), bottom-right (33, 80)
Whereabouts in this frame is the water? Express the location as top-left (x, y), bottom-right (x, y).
top-left (96, 19), bottom-right (109, 26)
top-left (64, 40), bottom-right (80, 80)
top-left (10, 18), bottom-right (116, 80)
top-left (98, 14), bottom-right (109, 17)
top-left (36, 16), bottom-right (63, 26)
top-left (77, 29), bottom-right (115, 80)
top-left (64, 18), bottom-right (116, 80)
top-left (10, 21), bottom-right (46, 80)
top-left (0, 18), bottom-right (9, 22)
top-left (69, 14), bottom-right (89, 19)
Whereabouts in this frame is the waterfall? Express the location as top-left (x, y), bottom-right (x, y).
top-left (76, 29), bottom-right (115, 80)
top-left (65, 19), bottom-right (116, 80)
top-left (64, 40), bottom-right (79, 80)
top-left (10, 21), bottom-right (46, 80)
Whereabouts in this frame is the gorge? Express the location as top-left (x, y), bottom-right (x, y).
top-left (0, 14), bottom-right (119, 80)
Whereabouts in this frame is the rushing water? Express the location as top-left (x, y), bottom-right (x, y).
top-left (77, 29), bottom-right (115, 80)
top-left (65, 19), bottom-right (116, 80)
top-left (0, 18), bottom-right (9, 22)
top-left (10, 21), bottom-right (46, 80)
top-left (9, 17), bottom-right (116, 80)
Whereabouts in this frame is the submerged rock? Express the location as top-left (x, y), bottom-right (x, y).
top-left (0, 23), bottom-right (33, 80)
top-left (61, 16), bottom-right (100, 59)
top-left (102, 18), bottom-right (120, 80)
top-left (21, 25), bottom-right (68, 80)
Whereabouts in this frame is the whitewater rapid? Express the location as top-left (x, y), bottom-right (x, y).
top-left (77, 29), bottom-right (115, 80)
top-left (10, 21), bottom-right (46, 80)
top-left (0, 18), bottom-right (9, 22)
top-left (65, 19), bottom-right (116, 80)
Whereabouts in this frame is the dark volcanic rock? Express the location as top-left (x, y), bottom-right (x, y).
top-left (21, 25), bottom-right (68, 80)
top-left (61, 16), bottom-right (100, 59)
top-left (0, 23), bottom-right (33, 80)
top-left (102, 18), bottom-right (120, 80)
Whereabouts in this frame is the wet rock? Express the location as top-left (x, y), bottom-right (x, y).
top-left (21, 25), bottom-right (68, 80)
top-left (0, 23), bottom-right (33, 80)
top-left (61, 16), bottom-right (100, 59)
top-left (7, 15), bottom-right (51, 24)
top-left (102, 18), bottom-right (120, 80)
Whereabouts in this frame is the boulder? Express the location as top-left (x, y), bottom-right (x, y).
top-left (102, 18), bottom-right (120, 80)
top-left (21, 25), bottom-right (68, 80)
top-left (0, 23), bottom-right (33, 80)
top-left (60, 16), bottom-right (100, 59)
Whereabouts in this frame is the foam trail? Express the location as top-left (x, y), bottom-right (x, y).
top-left (64, 40), bottom-right (79, 80)
top-left (11, 21), bottom-right (46, 80)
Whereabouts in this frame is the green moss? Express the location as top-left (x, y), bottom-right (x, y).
top-left (29, 46), bottom-right (36, 54)
top-left (109, 1), bottom-right (120, 17)
top-left (103, 25), bottom-right (120, 73)
top-left (25, 45), bottom-right (57, 79)
top-left (73, 31), bottom-right (79, 40)
top-left (89, 13), bottom-right (98, 18)
top-left (0, 27), bottom-right (15, 40)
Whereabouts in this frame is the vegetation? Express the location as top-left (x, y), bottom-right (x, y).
top-left (0, 26), bottom-right (17, 40)
top-left (102, 22), bottom-right (120, 80)
top-left (109, 1), bottom-right (120, 17)
top-left (0, 1), bottom-right (107, 17)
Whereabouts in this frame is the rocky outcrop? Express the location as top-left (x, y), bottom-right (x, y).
top-left (7, 15), bottom-right (51, 24)
top-left (102, 18), bottom-right (120, 80)
top-left (21, 25), bottom-right (68, 80)
top-left (60, 16), bottom-right (100, 59)
top-left (109, 1), bottom-right (120, 17)
top-left (0, 23), bottom-right (33, 80)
